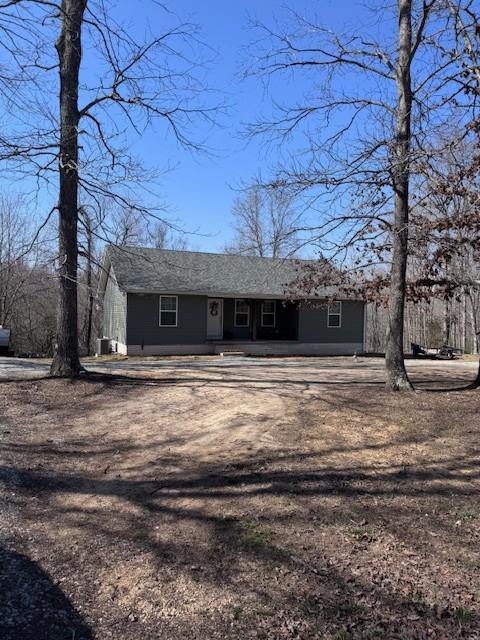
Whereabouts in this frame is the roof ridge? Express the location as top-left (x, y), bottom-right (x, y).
top-left (108, 244), bottom-right (314, 264)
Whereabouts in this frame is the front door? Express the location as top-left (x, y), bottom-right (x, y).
top-left (207, 298), bottom-right (223, 339)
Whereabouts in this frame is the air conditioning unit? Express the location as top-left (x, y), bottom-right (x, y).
top-left (96, 337), bottom-right (111, 355)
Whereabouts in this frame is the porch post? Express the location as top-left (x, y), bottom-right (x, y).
top-left (251, 300), bottom-right (257, 341)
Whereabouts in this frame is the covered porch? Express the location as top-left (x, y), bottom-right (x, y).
top-left (206, 298), bottom-right (299, 342)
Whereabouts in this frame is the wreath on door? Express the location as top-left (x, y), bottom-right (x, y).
top-left (209, 301), bottom-right (219, 316)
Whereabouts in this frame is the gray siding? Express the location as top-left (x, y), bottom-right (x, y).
top-left (127, 294), bottom-right (208, 345)
top-left (103, 267), bottom-right (127, 344)
top-left (298, 301), bottom-right (364, 343)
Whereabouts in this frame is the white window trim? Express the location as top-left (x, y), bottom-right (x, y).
top-left (234, 299), bottom-right (250, 327)
top-left (261, 300), bottom-right (276, 327)
top-left (159, 295), bottom-right (178, 327)
top-left (327, 301), bottom-right (342, 328)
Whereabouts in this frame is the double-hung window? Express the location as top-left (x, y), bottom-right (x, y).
top-left (261, 300), bottom-right (276, 327)
top-left (234, 299), bottom-right (250, 327)
top-left (327, 301), bottom-right (342, 328)
top-left (159, 295), bottom-right (178, 327)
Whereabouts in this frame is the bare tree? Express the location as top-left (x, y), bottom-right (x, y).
top-left (49, 0), bottom-right (87, 375)
top-left (242, 0), bottom-right (479, 390)
top-left (446, 0), bottom-right (480, 89)
top-left (404, 0), bottom-right (480, 386)
top-left (0, 196), bottom-right (31, 327)
top-left (385, 0), bottom-right (415, 390)
top-left (13, 263), bottom-right (58, 355)
top-left (110, 208), bottom-right (151, 248)
top-left (78, 208), bottom-right (97, 356)
top-left (445, 0), bottom-right (480, 386)
top-left (227, 184), bottom-right (303, 257)
top-left (408, 148), bottom-right (480, 382)
top-left (363, 131), bottom-right (480, 369)
top-left (108, 207), bottom-right (190, 250)
top-left (0, 194), bottom-right (57, 354)
top-left (0, 0), bottom-right (218, 376)
top-left (149, 221), bottom-right (190, 251)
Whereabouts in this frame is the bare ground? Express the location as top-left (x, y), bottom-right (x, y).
top-left (0, 357), bottom-right (479, 640)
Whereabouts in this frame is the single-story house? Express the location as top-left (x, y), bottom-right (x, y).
top-left (98, 246), bottom-right (366, 356)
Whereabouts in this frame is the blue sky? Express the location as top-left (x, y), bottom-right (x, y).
top-left (0, 0), bottom-right (394, 255)
top-left (118, 0), bottom-right (365, 252)
top-left (2, 1), bottom-right (459, 257)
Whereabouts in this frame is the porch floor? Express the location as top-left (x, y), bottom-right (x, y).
top-left (206, 339), bottom-right (299, 343)
top-left (206, 340), bottom-right (360, 356)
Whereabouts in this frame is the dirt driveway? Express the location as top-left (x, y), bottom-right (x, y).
top-left (0, 353), bottom-right (477, 386)
top-left (1, 357), bottom-right (479, 639)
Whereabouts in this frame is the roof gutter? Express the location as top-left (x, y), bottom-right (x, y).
top-left (122, 289), bottom-right (363, 301)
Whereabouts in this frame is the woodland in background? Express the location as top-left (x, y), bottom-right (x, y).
top-left (0, 0), bottom-right (478, 386)
top-left (3, 261), bottom-right (477, 358)
top-left (366, 297), bottom-right (479, 354)
top-left (1, 188), bottom-right (478, 357)
top-left (0, 199), bottom-right (189, 356)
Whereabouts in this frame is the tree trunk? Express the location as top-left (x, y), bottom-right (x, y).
top-left (470, 359), bottom-right (480, 389)
top-left (385, 0), bottom-right (414, 391)
top-left (468, 292), bottom-right (479, 355)
top-left (466, 290), bottom-right (480, 388)
top-left (443, 298), bottom-right (451, 345)
top-left (85, 214), bottom-right (94, 356)
top-left (50, 0), bottom-right (87, 377)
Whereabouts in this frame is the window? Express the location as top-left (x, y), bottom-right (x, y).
top-left (261, 300), bottom-right (276, 327)
top-left (159, 295), bottom-right (178, 326)
top-left (234, 299), bottom-right (250, 327)
top-left (327, 301), bottom-right (342, 328)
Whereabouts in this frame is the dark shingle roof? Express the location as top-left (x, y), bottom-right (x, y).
top-left (104, 245), bottom-right (338, 298)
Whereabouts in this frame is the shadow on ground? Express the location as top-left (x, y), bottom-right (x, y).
top-left (1, 445), bottom-right (479, 638)
top-left (0, 370), bottom-right (479, 639)
top-left (0, 547), bottom-right (92, 640)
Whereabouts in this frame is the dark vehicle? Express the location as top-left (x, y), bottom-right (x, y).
top-left (411, 342), bottom-right (427, 357)
top-left (438, 344), bottom-right (462, 359)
